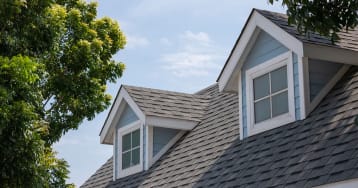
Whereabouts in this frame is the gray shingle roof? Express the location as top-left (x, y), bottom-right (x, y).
top-left (81, 157), bottom-right (113, 188)
top-left (82, 66), bottom-right (358, 188)
top-left (123, 85), bottom-right (210, 122)
top-left (256, 9), bottom-right (358, 52)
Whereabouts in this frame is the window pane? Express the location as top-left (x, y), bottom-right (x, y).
top-left (253, 73), bottom-right (270, 100)
top-left (132, 148), bottom-right (140, 166)
top-left (272, 91), bottom-right (289, 117)
top-left (271, 66), bottom-right (287, 93)
top-left (132, 129), bottom-right (140, 148)
top-left (122, 133), bottom-right (131, 152)
top-left (122, 151), bottom-right (131, 169)
top-left (254, 98), bottom-right (271, 123)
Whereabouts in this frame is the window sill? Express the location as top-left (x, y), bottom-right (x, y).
top-left (248, 112), bottom-right (295, 136)
top-left (118, 164), bottom-right (142, 178)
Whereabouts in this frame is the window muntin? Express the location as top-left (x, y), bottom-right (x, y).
top-left (122, 129), bottom-right (140, 169)
top-left (253, 66), bottom-right (288, 123)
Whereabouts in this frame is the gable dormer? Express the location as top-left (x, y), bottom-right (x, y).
top-left (218, 9), bottom-right (357, 139)
top-left (100, 85), bottom-right (209, 179)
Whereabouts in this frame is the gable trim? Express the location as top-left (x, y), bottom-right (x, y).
top-left (217, 9), bottom-right (303, 92)
top-left (100, 86), bottom-right (145, 145)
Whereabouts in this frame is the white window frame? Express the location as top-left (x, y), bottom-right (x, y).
top-left (117, 120), bottom-right (143, 178)
top-left (246, 51), bottom-right (295, 136)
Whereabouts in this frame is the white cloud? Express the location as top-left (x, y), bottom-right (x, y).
top-left (181, 31), bottom-right (211, 44)
top-left (161, 31), bottom-right (223, 77)
top-left (162, 52), bottom-right (220, 77)
top-left (126, 34), bottom-right (149, 48)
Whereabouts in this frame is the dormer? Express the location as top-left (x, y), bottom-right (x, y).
top-left (100, 85), bottom-right (209, 179)
top-left (217, 9), bottom-right (358, 139)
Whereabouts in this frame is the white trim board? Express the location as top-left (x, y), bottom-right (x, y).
top-left (314, 178), bottom-right (358, 188)
top-left (297, 56), bottom-right (307, 120)
top-left (301, 56), bottom-right (310, 119)
top-left (218, 10), bottom-right (304, 92)
top-left (146, 116), bottom-right (197, 131)
top-left (238, 70), bottom-right (244, 140)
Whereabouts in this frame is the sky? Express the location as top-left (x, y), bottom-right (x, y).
top-left (53, 1), bottom-right (286, 186)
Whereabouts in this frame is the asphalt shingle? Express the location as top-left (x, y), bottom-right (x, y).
top-left (123, 85), bottom-right (210, 122)
top-left (256, 9), bottom-right (358, 52)
top-left (82, 66), bottom-right (358, 188)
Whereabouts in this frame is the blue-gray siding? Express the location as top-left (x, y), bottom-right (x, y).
top-left (241, 30), bottom-right (297, 138)
top-left (117, 103), bottom-right (139, 129)
top-left (309, 59), bottom-right (342, 102)
top-left (153, 127), bottom-right (179, 156)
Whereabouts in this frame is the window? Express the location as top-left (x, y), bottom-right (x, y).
top-left (253, 66), bottom-right (288, 123)
top-left (122, 129), bottom-right (140, 169)
top-left (117, 120), bottom-right (143, 178)
top-left (246, 51), bottom-right (295, 136)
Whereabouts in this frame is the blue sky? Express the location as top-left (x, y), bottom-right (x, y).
top-left (53, 1), bottom-right (286, 186)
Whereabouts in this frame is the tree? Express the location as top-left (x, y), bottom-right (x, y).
top-left (0, 0), bottom-right (126, 187)
top-left (269, 0), bottom-right (358, 41)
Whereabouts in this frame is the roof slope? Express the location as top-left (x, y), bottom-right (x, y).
top-left (81, 158), bottom-right (113, 188)
top-left (82, 66), bottom-right (358, 188)
top-left (256, 9), bottom-right (358, 52)
top-left (123, 85), bottom-right (210, 122)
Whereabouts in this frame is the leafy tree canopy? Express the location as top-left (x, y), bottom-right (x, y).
top-left (0, 0), bottom-right (126, 187)
top-left (269, 0), bottom-right (358, 41)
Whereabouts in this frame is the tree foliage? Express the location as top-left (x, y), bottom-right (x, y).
top-left (0, 0), bottom-right (126, 187)
top-left (269, 0), bottom-right (358, 41)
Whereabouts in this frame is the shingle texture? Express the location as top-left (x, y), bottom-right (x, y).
top-left (81, 158), bottom-right (113, 188)
top-left (122, 85), bottom-right (210, 122)
top-left (256, 9), bottom-right (358, 52)
top-left (82, 66), bottom-right (358, 188)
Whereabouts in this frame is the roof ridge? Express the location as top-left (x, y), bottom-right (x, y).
top-left (254, 8), bottom-right (287, 16)
top-left (122, 84), bottom-right (211, 122)
top-left (122, 84), bottom-right (209, 97)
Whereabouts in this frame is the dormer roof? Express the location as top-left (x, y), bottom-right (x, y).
top-left (100, 85), bottom-right (210, 144)
top-left (256, 9), bottom-right (358, 52)
top-left (122, 85), bottom-right (210, 122)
